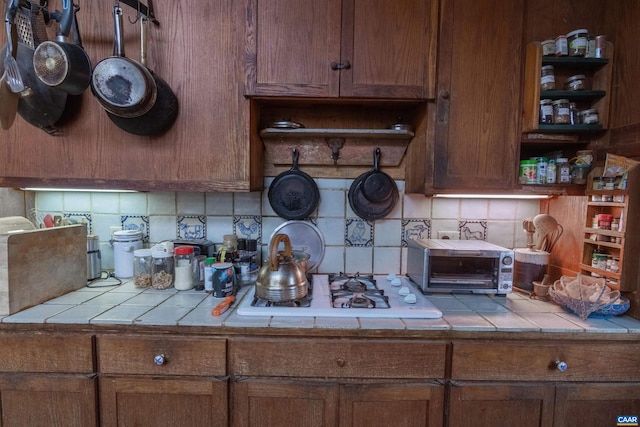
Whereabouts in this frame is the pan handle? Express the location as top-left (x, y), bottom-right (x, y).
top-left (290, 148), bottom-right (300, 171)
top-left (113, 6), bottom-right (125, 57)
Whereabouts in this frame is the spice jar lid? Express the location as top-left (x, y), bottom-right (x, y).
top-left (541, 65), bottom-right (554, 72)
top-left (553, 99), bottom-right (569, 105)
top-left (174, 245), bottom-right (194, 255)
top-left (565, 74), bottom-right (586, 83)
top-left (582, 108), bottom-right (598, 114)
top-left (567, 29), bottom-right (588, 38)
top-left (540, 99), bottom-right (553, 105)
top-left (134, 248), bottom-right (152, 257)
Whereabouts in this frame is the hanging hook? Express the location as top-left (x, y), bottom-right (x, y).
top-left (127, 0), bottom-right (141, 24)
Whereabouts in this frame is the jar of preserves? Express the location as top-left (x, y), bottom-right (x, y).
top-left (174, 245), bottom-right (194, 291)
top-left (539, 99), bottom-right (554, 124)
top-left (565, 74), bottom-right (586, 91)
top-left (217, 234), bottom-right (238, 263)
top-left (567, 29), bottom-right (588, 56)
top-left (552, 99), bottom-right (570, 124)
top-left (540, 65), bottom-right (555, 90)
top-left (152, 250), bottom-right (174, 289)
top-left (133, 248), bottom-right (152, 288)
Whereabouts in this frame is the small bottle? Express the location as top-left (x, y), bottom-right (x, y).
top-left (556, 158), bottom-right (571, 183)
top-left (133, 248), bottom-right (152, 288)
top-left (546, 159), bottom-right (557, 184)
top-left (204, 257), bottom-right (216, 293)
top-left (174, 246), bottom-right (194, 291)
top-left (536, 157), bottom-right (547, 184)
top-left (152, 250), bottom-right (174, 290)
top-left (569, 102), bottom-right (580, 125)
top-left (217, 234), bottom-right (238, 263)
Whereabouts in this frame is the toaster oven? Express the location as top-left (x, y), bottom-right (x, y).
top-left (407, 239), bottom-right (514, 294)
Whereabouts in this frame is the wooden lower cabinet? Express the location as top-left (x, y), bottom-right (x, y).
top-left (0, 374), bottom-right (98, 427)
top-left (99, 376), bottom-right (228, 427)
top-left (231, 378), bottom-right (444, 427)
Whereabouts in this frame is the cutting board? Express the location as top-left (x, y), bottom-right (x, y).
top-left (0, 224), bottom-right (87, 316)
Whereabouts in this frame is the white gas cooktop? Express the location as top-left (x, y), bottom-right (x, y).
top-left (236, 275), bottom-right (442, 319)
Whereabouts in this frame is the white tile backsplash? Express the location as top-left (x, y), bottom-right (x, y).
top-left (35, 180), bottom-right (541, 274)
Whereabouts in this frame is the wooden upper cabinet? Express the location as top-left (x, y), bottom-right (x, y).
top-left (0, 0), bottom-right (260, 192)
top-left (430, 0), bottom-right (524, 191)
top-left (245, 0), bottom-right (437, 99)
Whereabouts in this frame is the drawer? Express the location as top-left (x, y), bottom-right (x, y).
top-left (0, 334), bottom-right (93, 373)
top-left (452, 341), bottom-right (640, 382)
top-left (98, 335), bottom-right (226, 376)
top-left (230, 338), bottom-right (446, 379)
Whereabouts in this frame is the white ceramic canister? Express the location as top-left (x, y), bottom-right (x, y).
top-left (111, 230), bottom-right (143, 278)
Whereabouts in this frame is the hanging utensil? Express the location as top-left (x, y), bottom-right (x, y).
top-left (91, 5), bottom-right (157, 118)
top-left (105, 6), bottom-right (179, 136)
top-left (268, 148), bottom-right (320, 220)
top-left (348, 148), bottom-right (399, 221)
top-left (15, 1), bottom-right (68, 134)
top-left (33, 0), bottom-right (92, 95)
top-left (4, 0), bottom-right (25, 93)
top-left (360, 148), bottom-right (398, 203)
top-left (0, 14), bottom-right (19, 129)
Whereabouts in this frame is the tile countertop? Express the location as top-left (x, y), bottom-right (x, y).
top-left (2, 276), bottom-right (640, 334)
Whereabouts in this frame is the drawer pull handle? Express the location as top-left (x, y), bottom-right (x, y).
top-left (555, 360), bottom-right (568, 372)
top-left (154, 354), bottom-right (166, 366)
top-left (336, 358), bottom-right (346, 367)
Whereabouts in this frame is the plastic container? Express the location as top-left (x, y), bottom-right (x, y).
top-left (567, 29), bottom-right (588, 56)
top-left (540, 65), bottom-right (556, 90)
top-left (536, 157), bottom-right (548, 184)
top-left (546, 159), bottom-right (557, 184)
top-left (174, 245), bottom-right (194, 290)
top-left (552, 99), bottom-right (570, 124)
top-left (555, 35), bottom-right (568, 56)
top-left (571, 163), bottom-right (590, 185)
top-left (564, 74), bottom-right (586, 91)
top-left (591, 252), bottom-right (608, 270)
top-left (519, 160), bottom-right (537, 184)
top-left (133, 248), bottom-right (152, 288)
top-left (152, 250), bottom-right (174, 289)
top-left (111, 230), bottom-right (143, 279)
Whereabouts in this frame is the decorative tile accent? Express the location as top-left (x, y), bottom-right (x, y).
top-left (234, 215), bottom-right (262, 242)
top-left (121, 215), bottom-right (150, 242)
top-left (177, 215), bottom-right (206, 239)
top-left (459, 220), bottom-right (487, 240)
top-left (345, 218), bottom-right (373, 247)
top-left (401, 219), bottom-right (431, 247)
top-left (63, 212), bottom-right (92, 233)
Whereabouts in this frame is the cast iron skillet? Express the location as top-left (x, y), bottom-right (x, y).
top-left (348, 148), bottom-right (399, 221)
top-left (268, 148), bottom-right (320, 220)
top-left (360, 147), bottom-right (397, 203)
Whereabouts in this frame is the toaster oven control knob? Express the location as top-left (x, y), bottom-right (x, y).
top-left (555, 360), bottom-right (568, 372)
top-left (502, 256), bottom-right (513, 266)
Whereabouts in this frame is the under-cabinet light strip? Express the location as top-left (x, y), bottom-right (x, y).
top-left (432, 194), bottom-right (553, 199)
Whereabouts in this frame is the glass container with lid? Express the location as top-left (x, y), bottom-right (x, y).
top-left (152, 250), bottom-right (174, 289)
top-left (174, 245), bottom-right (194, 290)
top-left (133, 248), bottom-right (152, 288)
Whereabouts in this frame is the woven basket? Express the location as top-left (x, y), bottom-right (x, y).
top-left (548, 274), bottom-right (620, 320)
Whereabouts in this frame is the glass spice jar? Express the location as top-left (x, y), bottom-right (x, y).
top-left (539, 99), bottom-right (554, 124)
top-left (552, 99), bottom-right (570, 124)
top-left (133, 248), bottom-right (153, 288)
top-left (564, 74), bottom-right (586, 91)
top-left (569, 102), bottom-right (580, 125)
top-left (567, 29), bottom-right (588, 56)
top-left (152, 250), bottom-right (175, 290)
top-left (540, 65), bottom-right (556, 90)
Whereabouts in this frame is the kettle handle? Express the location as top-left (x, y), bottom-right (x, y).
top-left (269, 234), bottom-right (292, 271)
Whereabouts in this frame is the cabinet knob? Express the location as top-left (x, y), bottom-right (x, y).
top-left (330, 61), bottom-right (351, 70)
top-left (555, 360), bottom-right (568, 372)
top-left (154, 354), bottom-right (166, 366)
top-left (336, 358), bottom-right (346, 367)
top-left (439, 89), bottom-right (450, 99)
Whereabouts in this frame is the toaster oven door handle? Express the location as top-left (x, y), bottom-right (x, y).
top-left (447, 250), bottom-right (485, 257)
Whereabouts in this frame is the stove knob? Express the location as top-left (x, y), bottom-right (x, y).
top-left (404, 294), bottom-right (417, 304)
top-left (391, 278), bottom-right (402, 287)
top-left (336, 358), bottom-right (346, 368)
top-left (399, 286), bottom-right (410, 296)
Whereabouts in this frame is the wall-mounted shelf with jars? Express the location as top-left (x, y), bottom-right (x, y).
top-left (578, 167), bottom-right (640, 318)
top-left (522, 41), bottom-right (614, 133)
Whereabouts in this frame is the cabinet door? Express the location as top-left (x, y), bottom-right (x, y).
top-left (554, 383), bottom-right (640, 427)
top-left (0, 374), bottom-right (97, 427)
top-left (433, 0), bottom-right (524, 190)
top-left (246, 0), bottom-right (342, 97)
top-left (448, 382), bottom-right (555, 427)
top-left (339, 382), bottom-right (444, 427)
top-left (341, 0), bottom-right (437, 98)
top-left (232, 378), bottom-right (338, 427)
top-left (100, 376), bottom-right (228, 427)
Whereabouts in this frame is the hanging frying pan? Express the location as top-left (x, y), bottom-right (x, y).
top-left (105, 13), bottom-right (179, 136)
top-left (268, 148), bottom-right (320, 220)
top-left (360, 147), bottom-right (398, 203)
top-left (91, 5), bottom-right (157, 118)
top-left (348, 148), bottom-right (399, 221)
top-left (32, 0), bottom-right (92, 95)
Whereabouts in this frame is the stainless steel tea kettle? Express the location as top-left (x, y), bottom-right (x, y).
top-left (255, 233), bottom-right (307, 302)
